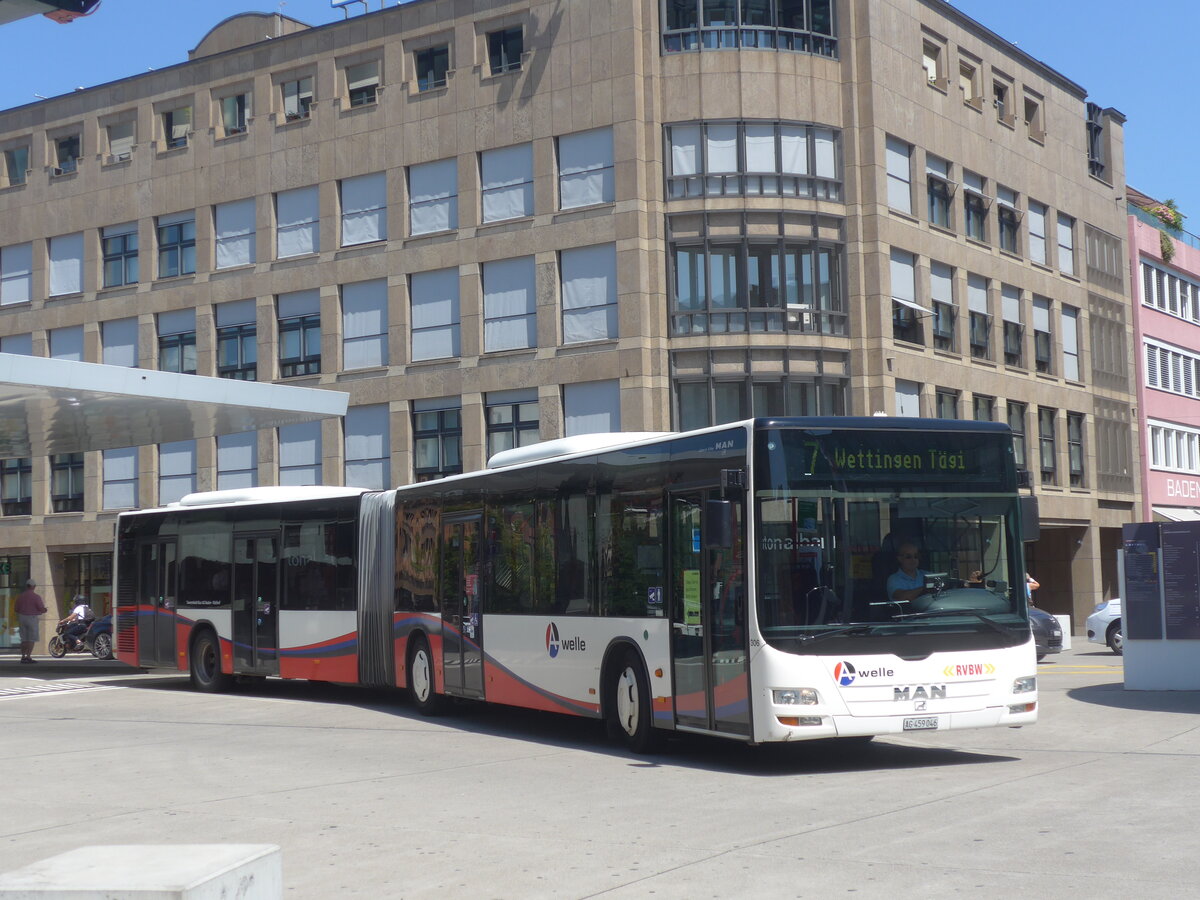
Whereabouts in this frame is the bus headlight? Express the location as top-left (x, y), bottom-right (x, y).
top-left (773, 688), bottom-right (819, 705)
top-left (1012, 676), bottom-right (1036, 694)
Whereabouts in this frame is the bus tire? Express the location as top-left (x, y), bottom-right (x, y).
top-left (607, 649), bottom-right (659, 754)
top-left (189, 629), bottom-right (232, 693)
top-left (408, 635), bottom-right (441, 715)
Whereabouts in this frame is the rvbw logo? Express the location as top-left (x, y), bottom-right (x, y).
top-left (545, 622), bottom-right (586, 659)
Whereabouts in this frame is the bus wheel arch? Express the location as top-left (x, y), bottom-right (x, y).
top-left (602, 641), bottom-right (660, 754)
top-left (406, 632), bottom-right (442, 715)
top-left (189, 626), bottom-right (232, 693)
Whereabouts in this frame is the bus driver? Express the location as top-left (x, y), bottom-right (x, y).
top-left (887, 542), bottom-right (931, 606)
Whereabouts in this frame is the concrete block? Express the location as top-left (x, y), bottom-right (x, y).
top-left (0, 844), bottom-right (281, 899)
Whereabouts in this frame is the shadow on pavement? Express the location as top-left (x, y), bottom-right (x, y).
top-left (95, 670), bottom-right (1017, 777)
top-left (1067, 681), bottom-right (1200, 714)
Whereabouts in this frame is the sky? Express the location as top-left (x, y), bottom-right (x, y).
top-left (1, 0), bottom-right (1197, 230)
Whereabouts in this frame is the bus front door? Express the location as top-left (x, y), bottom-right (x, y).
top-left (670, 490), bottom-right (750, 737)
top-left (137, 539), bottom-right (177, 667)
top-left (232, 532), bottom-right (280, 676)
top-left (440, 516), bottom-right (483, 699)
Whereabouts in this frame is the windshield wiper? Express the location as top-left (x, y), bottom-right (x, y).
top-left (796, 623), bottom-right (877, 644)
top-left (893, 608), bottom-right (1017, 639)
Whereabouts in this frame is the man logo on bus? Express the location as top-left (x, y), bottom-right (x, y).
top-left (834, 661), bottom-right (856, 686)
top-left (546, 622), bottom-right (561, 658)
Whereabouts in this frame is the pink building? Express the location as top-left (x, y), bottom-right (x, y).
top-left (1129, 187), bottom-right (1200, 522)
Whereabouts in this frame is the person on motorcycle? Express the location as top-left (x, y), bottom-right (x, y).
top-left (60, 595), bottom-right (94, 651)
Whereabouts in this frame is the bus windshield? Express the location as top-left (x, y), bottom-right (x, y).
top-left (754, 425), bottom-right (1029, 655)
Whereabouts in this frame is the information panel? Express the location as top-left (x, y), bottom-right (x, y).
top-left (1122, 523), bottom-right (1163, 641)
top-left (1161, 523), bottom-right (1200, 640)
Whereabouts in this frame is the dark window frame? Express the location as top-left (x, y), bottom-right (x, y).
top-left (413, 407), bottom-right (463, 482)
top-left (278, 314), bottom-right (321, 378)
top-left (157, 219), bottom-right (196, 278)
top-left (217, 322), bottom-right (258, 381)
top-left (102, 230), bottom-right (139, 288)
top-left (50, 452), bottom-right (84, 513)
top-left (1, 457), bottom-right (32, 516)
top-left (158, 331), bottom-right (197, 375)
top-left (415, 44), bottom-right (451, 92)
top-left (487, 27), bottom-right (523, 75)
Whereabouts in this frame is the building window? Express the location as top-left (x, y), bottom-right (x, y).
top-left (486, 389), bottom-right (539, 458)
top-left (1008, 401), bottom-right (1027, 472)
top-left (967, 274), bottom-right (990, 359)
top-left (1038, 407), bottom-right (1057, 485)
top-left (563, 380), bottom-right (621, 436)
top-left (483, 256), bottom-right (537, 353)
top-left (997, 187), bottom-right (1019, 254)
top-left (1027, 201), bottom-right (1048, 265)
top-left (53, 134), bottom-right (80, 174)
top-left (340, 172), bottom-right (387, 246)
top-left (278, 422), bottom-right (322, 485)
top-left (106, 121), bottom-right (134, 162)
top-left (895, 379), bottom-right (921, 417)
top-left (102, 448), bottom-right (137, 510)
top-left (158, 311), bottom-right (197, 375)
top-left (1145, 341), bottom-right (1200, 399)
top-left (215, 198), bottom-right (256, 269)
top-left (49, 325), bottom-right (83, 361)
top-left (156, 213), bottom-right (195, 278)
top-left (2, 145), bottom-right (29, 186)
top-left (48, 232), bottom-right (84, 296)
top-left (559, 127), bottom-right (614, 209)
top-left (1086, 102), bottom-right (1105, 179)
top-left (972, 394), bottom-right (994, 421)
top-left (162, 106), bottom-right (191, 149)
top-left (281, 76), bottom-right (313, 121)
top-left (885, 136), bottom-right (912, 214)
top-left (413, 401), bottom-right (462, 481)
top-left (278, 290), bottom-right (321, 377)
top-left (661, 0), bottom-right (837, 57)
top-left (215, 299), bottom-right (256, 380)
top-left (993, 79), bottom-right (1011, 123)
top-left (666, 121), bottom-right (840, 201)
top-left (217, 432), bottom-right (257, 490)
top-left (930, 261), bottom-right (955, 352)
top-left (935, 388), bottom-right (958, 420)
top-left (958, 58), bottom-right (980, 107)
top-left (101, 317), bottom-right (138, 367)
top-left (51, 453), bottom-right (85, 512)
top-left (562, 243), bottom-right (618, 344)
top-left (276, 186), bottom-right (319, 258)
top-left (1067, 412), bottom-right (1085, 487)
top-left (669, 227), bottom-right (845, 336)
top-left (481, 143), bottom-right (533, 222)
top-left (0, 242), bottom-right (32, 305)
top-left (408, 158), bottom-right (457, 235)
top-left (1001, 284), bottom-right (1022, 368)
top-left (415, 44), bottom-right (450, 92)
top-left (101, 223), bottom-right (138, 287)
top-left (921, 39), bottom-right (942, 86)
top-left (1148, 420), bottom-right (1200, 474)
top-left (1, 458), bottom-right (32, 516)
top-left (346, 61), bottom-right (379, 107)
top-left (1056, 213), bottom-right (1076, 276)
top-left (1062, 305), bottom-right (1080, 381)
top-left (342, 279), bottom-right (388, 370)
top-left (488, 27), bottom-right (523, 74)
top-left (1033, 296), bottom-right (1052, 374)
top-left (890, 248), bottom-right (923, 346)
top-left (340, 405), bottom-right (389, 490)
top-left (219, 92), bottom-right (250, 136)
top-left (963, 170), bottom-right (988, 242)
top-left (410, 268), bottom-right (460, 361)
top-left (926, 155), bottom-right (952, 228)
top-left (677, 372), bottom-right (846, 431)
top-left (1024, 92), bottom-right (1044, 140)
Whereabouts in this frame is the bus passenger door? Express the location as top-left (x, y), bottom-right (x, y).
top-left (670, 489), bottom-right (750, 737)
top-left (232, 532), bottom-right (280, 676)
top-left (440, 516), bottom-right (483, 699)
top-left (137, 539), bottom-right (177, 667)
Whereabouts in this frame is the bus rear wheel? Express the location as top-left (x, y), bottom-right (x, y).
top-left (408, 636), bottom-right (441, 715)
top-left (190, 630), bottom-right (232, 693)
top-left (607, 650), bottom-right (659, 754)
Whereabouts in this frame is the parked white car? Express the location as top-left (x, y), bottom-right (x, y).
top-left (1086, 598), bottom-right (1122, 655)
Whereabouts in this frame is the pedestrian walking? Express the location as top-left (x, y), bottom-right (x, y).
top-left (15, 579), bottom-right (47, 664)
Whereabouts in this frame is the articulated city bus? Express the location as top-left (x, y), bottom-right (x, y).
top-left (115, 417), bottom-right (1038, 750)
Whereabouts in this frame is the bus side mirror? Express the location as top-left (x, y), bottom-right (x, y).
top-left (1020, 495), bottom-right (1039, 543)
top-left (705, 500), bottom-right (734, 549)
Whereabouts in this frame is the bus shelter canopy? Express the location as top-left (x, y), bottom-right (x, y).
top-left (0, 354), bottom-right (347, 457)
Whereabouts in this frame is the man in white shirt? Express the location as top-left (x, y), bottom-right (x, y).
top-left (60, 595), bottom-right (95, 651)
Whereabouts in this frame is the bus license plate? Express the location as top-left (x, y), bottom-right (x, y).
top-left (903, 716), bottom-right (939, 731)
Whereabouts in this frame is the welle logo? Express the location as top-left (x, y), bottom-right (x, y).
top-left (545, 622), bottom-right (586, 658)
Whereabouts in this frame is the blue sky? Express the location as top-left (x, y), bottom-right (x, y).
top-left (2, 1), bottom-right (1196, 230)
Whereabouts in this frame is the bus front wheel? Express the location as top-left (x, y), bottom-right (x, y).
top-left (408, 636), bottom-right (441, 715)
top-left (607, 650), bottom-right (659, 754)
top-left (190, 630), bottom-right (232, 693)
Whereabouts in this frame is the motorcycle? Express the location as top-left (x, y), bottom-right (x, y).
top-left (48, 617), bottom-right (108, 658)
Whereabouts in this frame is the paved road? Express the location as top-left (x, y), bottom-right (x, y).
top-left (1, 645), bottom-right (1196, 898)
